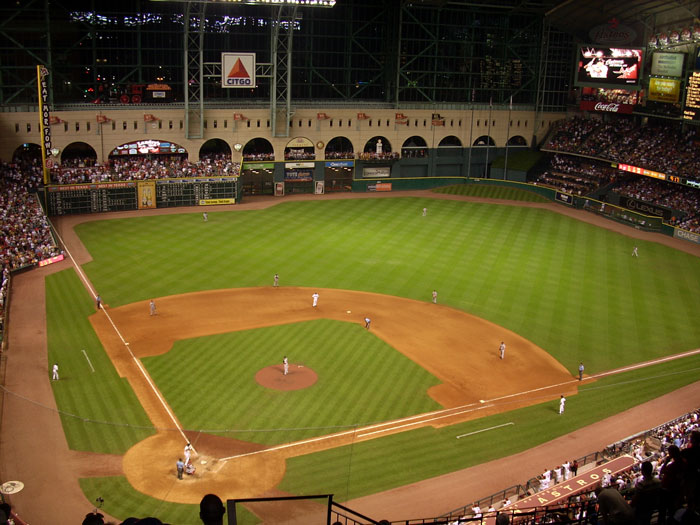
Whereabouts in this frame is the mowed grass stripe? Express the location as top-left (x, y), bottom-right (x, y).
top-left (432, 184), bottom-right (551, 202)
top-left (142, 320), bottom-right (442, 443)
top-left (46, 269), bottom-right (154, 453)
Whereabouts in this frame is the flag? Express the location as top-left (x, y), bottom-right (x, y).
top-left (143, 114), bottom-right (158, 122)
top-left (233, 113), bottom-right (247, 121)
top-left (316, 112), bottom-right (330, 120)
top-left (395, 113), bottom-right (407, 120)
top-left (49, 115), bottom-right (63, 125)
top-left (357, 112), bottom-right (370, 120)
top-left (96, 114), bottom-right (110, 123)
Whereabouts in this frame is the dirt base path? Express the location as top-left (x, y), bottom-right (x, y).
top-left (1, 190), bottom-right (699, 525)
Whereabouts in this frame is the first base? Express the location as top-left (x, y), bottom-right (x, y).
top-left (346, 310), bottom-right (351, 313)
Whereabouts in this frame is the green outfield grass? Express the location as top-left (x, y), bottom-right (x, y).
top-left (433, 183), bottom-right (550, 201)
top-left (142, 320), bottom-right (443, 444)
top-left (75, 197), bottom-right (700, 372)
top-left (42, 195), bottom-right (700, 522)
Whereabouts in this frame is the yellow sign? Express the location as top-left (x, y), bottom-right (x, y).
top-left (199, 198), bottom-right (235, 206)
top-left (137, 181), bottom-right (156, 209)
top-left (648, 77), bottom-right (680, 103)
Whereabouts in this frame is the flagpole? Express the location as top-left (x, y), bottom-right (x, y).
top-left (467, 106), bottom-right (474, 180)
top-left (505, 96), bottom-right (512, 181)
top-left (485, 97), bottom-right (492, 178)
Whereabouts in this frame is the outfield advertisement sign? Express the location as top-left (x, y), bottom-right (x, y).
top-left (674, 228), bottom-right (700, 244)
top-left (555, 191), bottom-right (574, 205)
top-left (363, 166), bottom-right (391, 178)
top-left (221, 53), bottom-right (256, 88)
top-left (621, 196), bottom-right (672, 219)
top-left (199, 198), bottom-right (235, 205)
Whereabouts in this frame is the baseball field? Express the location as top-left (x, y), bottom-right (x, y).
top-left (21, 187), bottom-right (700, 523)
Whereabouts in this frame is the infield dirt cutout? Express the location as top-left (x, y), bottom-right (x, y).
top-left (89, 286), bottom-right (577, 506)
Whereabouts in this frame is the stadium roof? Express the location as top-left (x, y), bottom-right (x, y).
top-left (544, 0), bottom-right (700, 41)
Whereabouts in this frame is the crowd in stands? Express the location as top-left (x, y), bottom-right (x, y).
top-left (284, 149), bottom-right (315, 160)
top-left (533, 154), bottom-right (618, 195)
top-left (358, 151), bottom-right (400, 160)
top-left (544, 117), bottom-right (700, 182)
top-left (49, 153), bottom-right (241, 185)
top-left (611, 177), bottom-right (700, 233)
top-left (325, 150), bottom-right (354, 159)
top-left (0, 159), bottom-right (62, 389)
top-left (242, 152), bottom-right (275, 161)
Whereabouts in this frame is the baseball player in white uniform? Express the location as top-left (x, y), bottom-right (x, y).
top-left (499, 341), bottom-right (506, 359)
top-left (432, 290), bottom-right (437, 304)
top-left (52, 363), bottom-right (59, 380)
top-left (283, 356), bottom-right (289, 375)
top-left (559, 395), bottom-right (566, 414)
top-left (312, 292), bottom-right (319, 307)
top-left (149, 299), bottom-right (157, 316)
top-left (184, 442), bottom-right (193, 465)
top-left (364, 317), bottom-right (371, 329)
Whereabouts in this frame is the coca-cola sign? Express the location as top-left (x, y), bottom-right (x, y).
top-left (580, 100), bottom-right (634, 113)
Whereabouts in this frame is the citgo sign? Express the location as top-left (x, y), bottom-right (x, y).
top-left (221, 53), bottom-right (256, 88)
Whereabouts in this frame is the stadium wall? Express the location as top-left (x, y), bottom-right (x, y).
top-left (0, 107), bottom-right (565, 164)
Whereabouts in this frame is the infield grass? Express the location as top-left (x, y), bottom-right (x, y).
top-left (142, 320), bottom-right (443, 444)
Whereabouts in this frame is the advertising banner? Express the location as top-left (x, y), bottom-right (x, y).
top-left (580, 100), bottom-right (634, 113)
top-left (221, 53), bottom-right (256, 88)
top-left (648, 78), bottom-right (680, 103)
top-left (138, 181), bottom-right (157, 209)
top-left (362, 166), bottom-right (391, 178)
top-left (621, 196), bottom-right (672, 219)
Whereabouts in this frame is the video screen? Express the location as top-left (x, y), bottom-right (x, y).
top-left (576, 46), bottom-right (644, 89)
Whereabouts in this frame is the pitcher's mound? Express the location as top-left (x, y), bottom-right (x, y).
top-left (256, 365), bottom-right (318, 391)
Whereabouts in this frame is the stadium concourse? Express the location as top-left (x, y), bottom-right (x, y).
top-left (0, 186), bottom-right (699, 523)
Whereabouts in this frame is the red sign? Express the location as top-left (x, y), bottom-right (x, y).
top-left (580, 100), bottom-right (634, 113)
top-left (505, 455), bottom-right (635, 511)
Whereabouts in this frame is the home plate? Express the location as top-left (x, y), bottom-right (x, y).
top-left (346, 310), bottom-right (351, 313)
top-left (201, 460), bottom-right (207, 465)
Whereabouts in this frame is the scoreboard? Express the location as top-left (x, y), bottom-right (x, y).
top-left (46, 178), bottom-right (237, 215)
top-left (156, 177), bottom-right (237, 208)
top-left (683, 71), bottom-right (700, 121)
top-left (47, 182), bottom-right (138, 215)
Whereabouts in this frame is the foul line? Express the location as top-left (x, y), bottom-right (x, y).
top-left (81, 349), bottom-right (95, 373)
top-left (456, 422), bottom-right (514, 439)
top-left (51, 221), bottom-right (193, 450)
